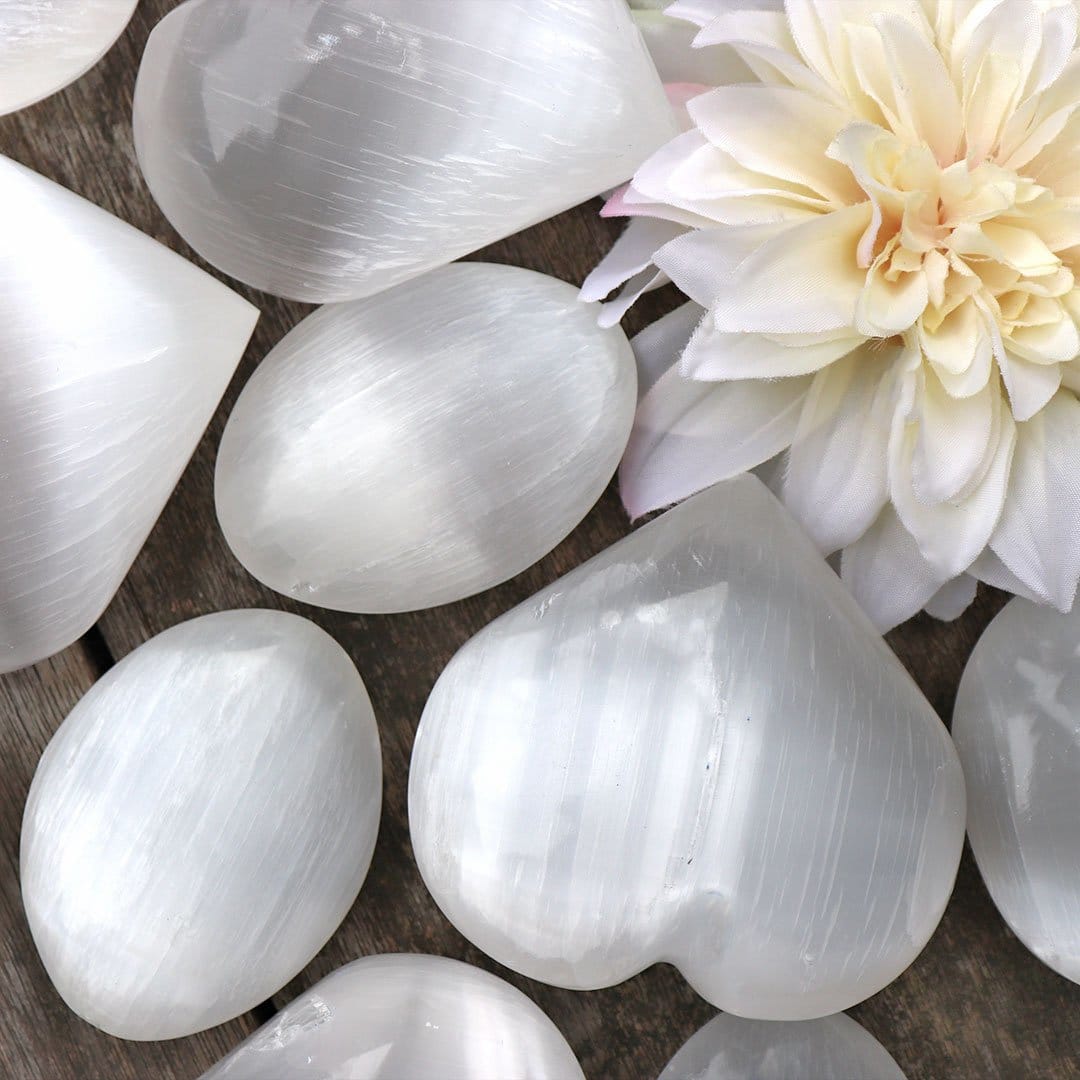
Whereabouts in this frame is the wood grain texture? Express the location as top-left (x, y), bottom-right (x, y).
top-left (2, 2), bottom-right (1080, 1077)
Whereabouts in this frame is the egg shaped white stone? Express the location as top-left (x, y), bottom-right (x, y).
top-left (21, 610), bottom-right (382, 1040)
top-left (132, 0), bottom-right (675, 302)
top-left (953, 597), bottom-right (1080, 984)
top-left (215, 263), bottom-right (636, 614)
top-left (410, 475), bottom-right (966, 1021)
top-left (659, 1013), bottom-right (906, 1080)
top-left (0, 155), bottom-right (258, 674)
top-left (202, 953), bottom-right (584, 1079)
top-left (0, 0), bottom-right (137, 115)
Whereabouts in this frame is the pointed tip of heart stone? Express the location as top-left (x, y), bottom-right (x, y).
top-left (409, 475), bottom-right (966, 1019)
top-left (132, 0), bottom-right (676, 302)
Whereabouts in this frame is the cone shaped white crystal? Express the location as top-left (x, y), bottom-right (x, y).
top-left (409, 475), bottom-right (965, 1020)
top-left (202, 954), bottom-right (584, 1079)
top-left (21, 610), bottom-right (382, 1041)
top-left (215, 263), bottom-right (636, 614)
top-left (954, 598), bottom-right (1080, 985)
top-left (0, 155), bottom-right (258, 674)
top-left (0, 0), bottom-right (137, 115)
top-left (659, 1013), bottom-right (906, 1080)
top-left (132, 0), bottom-right (675, 302)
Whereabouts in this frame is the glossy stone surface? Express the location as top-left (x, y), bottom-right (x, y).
top-left (0, 155), bottom-right (258, 674)
top-left (216, 263), bottom-right (636, 614)
top-left (0, 0), bottom-right (137, 115)
top-left (659, 1013), bottom-right (906, 1080)
top-left (132, 0), bottom-right (674, 302)
top-left (954, 598), bottom-right (1080, 984)
top-left (203, 954), bottom-right (584, 1079)
top-left (21, 610), bottom-right (381, 1040)
top-left (410, 475), bottom-right (965, 1020)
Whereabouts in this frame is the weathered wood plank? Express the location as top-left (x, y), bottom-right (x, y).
top-left (0, 645), bottom-right (258, 1079)
top-left (5, 0), bottom-right (1080, 1076)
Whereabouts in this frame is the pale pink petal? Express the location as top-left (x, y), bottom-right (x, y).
top-left (840, 506), bottom-right (949, 633)
top-left (782, 343), bottom-right (898, 553)
top-left (989, 390), bottom-right (1080, 610)
top-left (620, 368), bottom-right (809, 518)
top-left (923, 574), bottom-right (978, 621)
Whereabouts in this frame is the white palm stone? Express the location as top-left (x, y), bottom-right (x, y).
top-left (410, 475), bottom-right (966, 1020)
top-left (131, 0), bottom-right (675, 302)
top-left (0, 155), bottom-right (258, 674)
top-left (0, 0), bottom-right (137, 115)
top-left (659, 1013), bottom-right (906, 1080)
top-left (215, 263), bottom-right (636, 614)
top-left (21, 610), bottom-right (382, 1040)
top-left (954, 598), bottom-right (1080, 984)
top-left (202, 953), bottom-right (584, 1079)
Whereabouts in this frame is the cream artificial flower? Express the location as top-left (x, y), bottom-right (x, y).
top-left (588, 0), bottom-right (1080, 631)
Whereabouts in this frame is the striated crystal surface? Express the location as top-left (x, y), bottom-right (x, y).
top-left (410, 475), bottom-right (965, 1020)
top-left (0, 155), bottom-right (258, 674)
top-left (659, 1013), bottom-right (906, 1080)
top-left (215, 263), bottom-right (636, 614)
top-left (954, 597), bottom-right (1080, 985)
top-left (132, 0), bottom-right (675, 302)
top-left (21, 610), bottom-right (382, 1040)
top-left (0, 0), bottom-right (137, 115)
top-left (202, 953), bottom-right (584, 1079)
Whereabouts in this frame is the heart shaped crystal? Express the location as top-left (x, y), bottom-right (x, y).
top-left (659, 1013), bottom-right (906, 1080)
top-left (0, 155), bottom-right (258, 674)
top-left (410, 475), bottom-right (965, 1020)
top-left (132, 0), bottom-right (675, 302)
top-left (202, 953), bottom-right (584, 1079)
top-left (22, 610), bottom-right (382, 1040)
top-left (0, 0), bottom-right (137, 115)
top-left (954, 598), bottom-right (1080, 985)
top-left (215, 262), bottom-right (636, 614)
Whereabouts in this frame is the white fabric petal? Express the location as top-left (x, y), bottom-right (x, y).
top-left (620, 368), bottom-right (809, 518)
top-left (580, 218), bottom-right (685, 302)
top-left (840, 505), bottom-right (949, 633)
top-left (969, 547), bottom-right (1045, 604)
top-left (989, 390), bottom-right (1080, 610)
top-left (999, 349), bottom-right (1064, 422)
top-left (597, 269), bottom-right (669, 329)
top-left (630, 302), bottom-right (704, 399)
top-left (711, 203), bottom-right (873, 334)
top-left (923, 574), bottom-right (979, 621)
top-left (632, 8), bottom-right (752, 86)
top-left (782, 343), bottom-right (898, 553)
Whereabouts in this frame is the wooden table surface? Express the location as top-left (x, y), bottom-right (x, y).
top-left (3, 4), bottom-right (1080, 1078)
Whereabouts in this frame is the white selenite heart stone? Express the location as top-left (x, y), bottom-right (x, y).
top-left (215, 263), bottom-right (636, 614)
top-left (953, 597), bottom-right (1080, 985)
top-left (0, 155), bottom-right (258, 675)
top-left (131, 0), bottom-right (675, 302)
top-left (410, 475), bottom-right (966, 1020)
top-left (659, 1013), bottom-right (906, 1080)
top-left (202, 953), bottom-right (584, 1079)
top-left (21, 610), bottom-right (382, 1040)
top-left (0, 0), bottom-right (137, 115)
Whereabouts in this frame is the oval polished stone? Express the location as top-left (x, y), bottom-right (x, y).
top-left (0, 0), bottom-right (137, 115)
top-left (132, 0), bottom-right (675, 302)
top-left (202, 954), bottom-right (584, 1079)
top-left (216, 263), bottom-right (636, 614)
top-left (954, 597), bottom-right (1080, 984)
top-left (0, 155), bottom-right (258, 674)
top-left (410, 475), bottom-right (965, 1020)
top-left (21, 610), bottom-right (382, 1040)
top-left (659, 1013), bottom-right (906, 1080)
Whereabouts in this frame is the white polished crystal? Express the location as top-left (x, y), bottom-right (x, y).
top-left (659, 1013), bottom-right (906, 1080)
top-left (954, 598), bottom-right (1080, 985)
top-left (216, 263), bottom-right (636, 614)
top-left (0, 0), bottom-right (137, 115)
top-left (21, 610), bottom-right (382, 1040)
top-left (132, 0), bottom-right (674, 302)
top-left (202, 953), bottom-right (584, 1079)
top-left (0, 155), bottom-right (258, 674)
top-left (410, 475), bottom-right (965, 1020)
